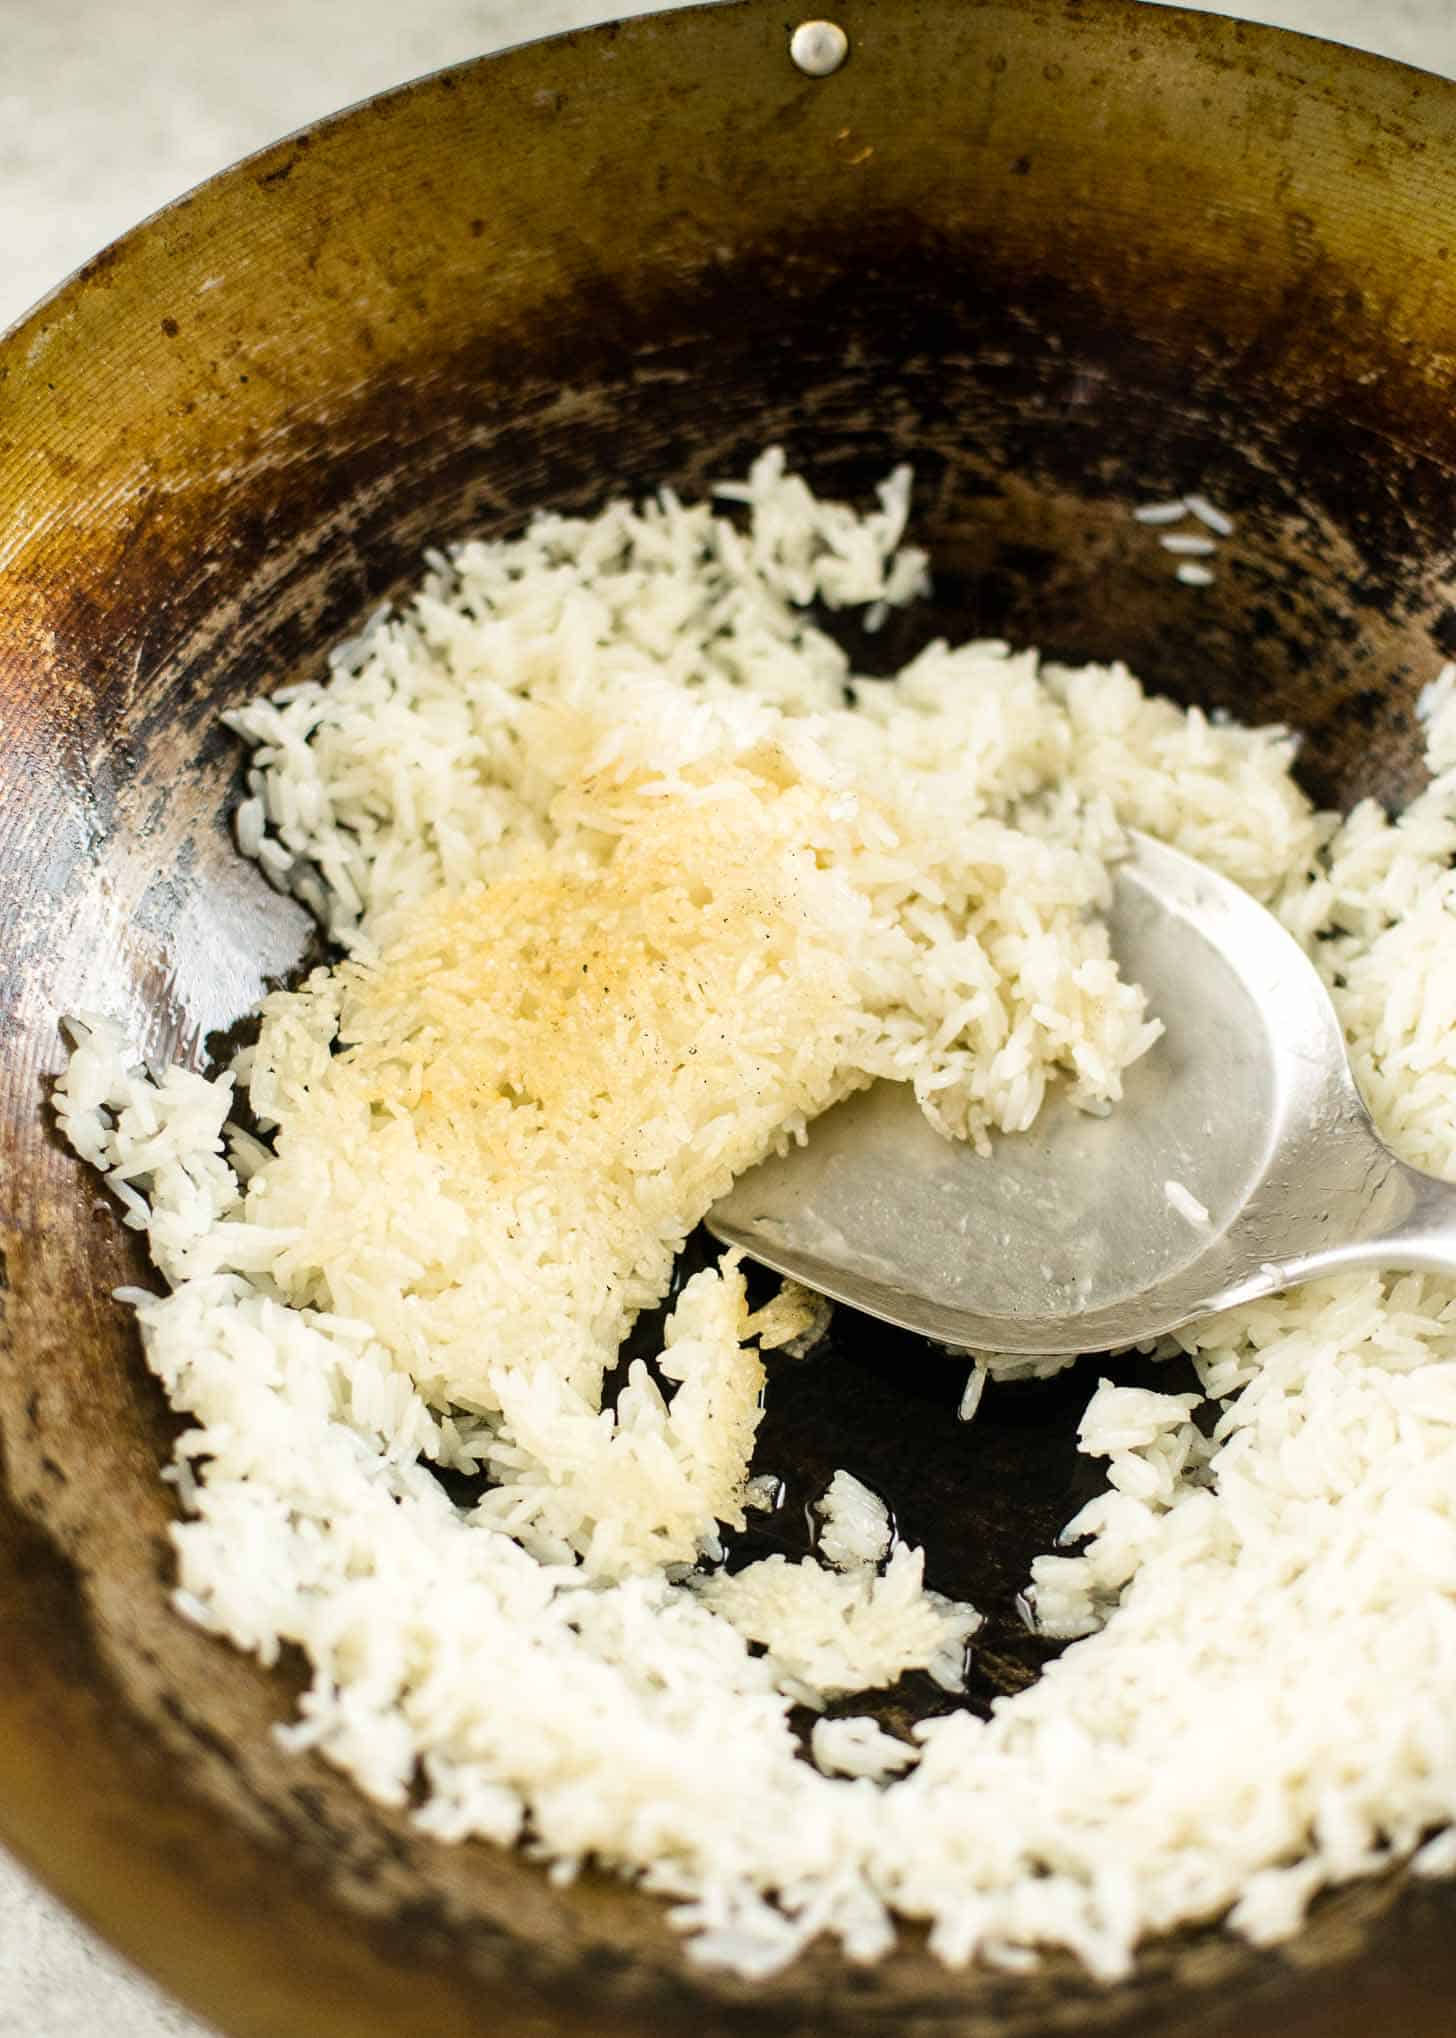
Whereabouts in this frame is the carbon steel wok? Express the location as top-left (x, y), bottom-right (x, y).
top-left (3, 3), bottom-right (1456, 2034)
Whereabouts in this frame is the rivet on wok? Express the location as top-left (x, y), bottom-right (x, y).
top-left (789, 20), bottom-right (849, 77)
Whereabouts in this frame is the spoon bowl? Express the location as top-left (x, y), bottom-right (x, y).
top-left (709, 833), bottom-right (1456, 1354)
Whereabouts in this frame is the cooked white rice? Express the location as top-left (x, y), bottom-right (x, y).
top-left (815, 1468), bottom-right (894, 1570)
top-left (1164, 1178), bottom-right (1212, 1228)
top-left (54, 452), bottom-right (1456, 1982)
top-left (1183, 493), bottom-right (1235, 537)
top-left (957, 1358), bottom-right (990, 1422)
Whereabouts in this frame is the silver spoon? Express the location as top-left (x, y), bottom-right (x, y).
top-left (708, 830), bottom-right (1456, 1355)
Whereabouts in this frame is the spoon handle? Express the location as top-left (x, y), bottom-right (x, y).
top-left (1341, 1155), bottom-right (1456, 1278)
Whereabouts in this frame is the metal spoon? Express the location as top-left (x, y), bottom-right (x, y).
top-left (708, 830), bottom-right (1456, 1355)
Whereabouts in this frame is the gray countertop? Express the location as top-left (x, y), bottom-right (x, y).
top-left (1, 1), bottom-right (1451, 2032)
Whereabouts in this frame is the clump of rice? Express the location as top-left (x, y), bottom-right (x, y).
top-left (696, 1542), bottom-right (980, 1703)
top-left (54, 454), bottom-right (1456, 1981)
top-left (815, 1468), bottom-right (894, 1569)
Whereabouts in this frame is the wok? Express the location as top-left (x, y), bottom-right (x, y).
top-left (3, 2), bottom-right (1456, 2033)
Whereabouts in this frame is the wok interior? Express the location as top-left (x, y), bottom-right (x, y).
top-left (4, 3), bottom-right (1456, 2034)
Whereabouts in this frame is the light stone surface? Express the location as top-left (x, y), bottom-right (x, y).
top-left (1, 0), bottom-right (1451, 2031)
